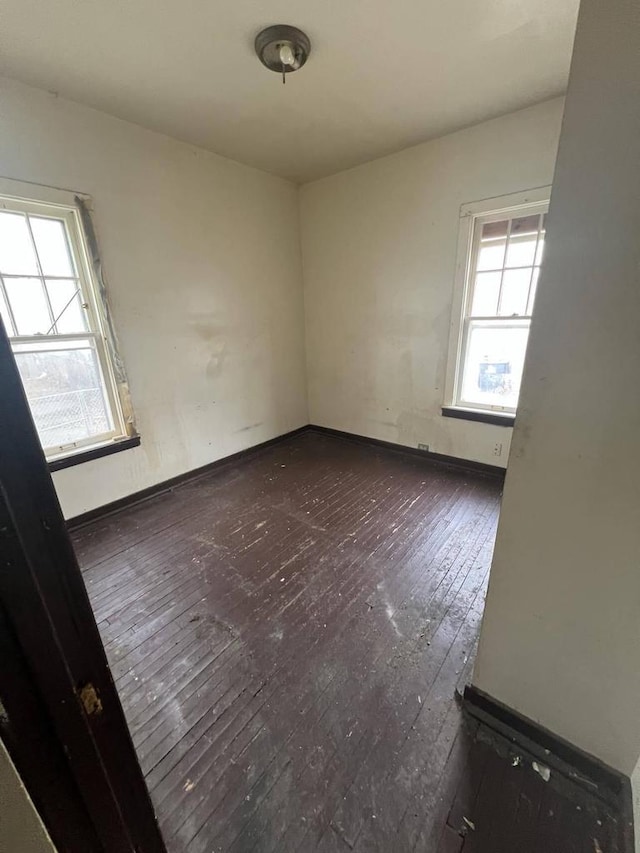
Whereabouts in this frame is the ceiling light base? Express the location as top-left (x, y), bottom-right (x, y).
top-left (255, 25), bottom-right (311, 78)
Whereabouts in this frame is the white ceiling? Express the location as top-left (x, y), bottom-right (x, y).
top-left (0, 0), bottom-right (579, 183)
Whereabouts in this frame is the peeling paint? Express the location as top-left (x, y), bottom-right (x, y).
top-left (78, 683), bottom-right (103, 716)
top-left (532, 760), bottom-right (551, 782)
top-left (75, 196), bottom-right (138, 438)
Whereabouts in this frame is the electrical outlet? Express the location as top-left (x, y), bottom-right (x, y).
top-left (493, 442), bottom-right (503, 457)
top-left (418, 443), bottom-right (430, 452)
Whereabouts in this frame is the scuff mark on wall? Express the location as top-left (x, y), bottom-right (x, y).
top-left (236, 422), bottom-right (264, 433)
top-left (509, 411), bottom-right (532, 459)
top-left (396, 409), bottom-right (444, 451)
top-left (206, 343), bottom-right (227, 380)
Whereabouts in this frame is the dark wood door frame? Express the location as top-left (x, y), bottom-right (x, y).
top-left (0, 318), bottom-right (166, 853)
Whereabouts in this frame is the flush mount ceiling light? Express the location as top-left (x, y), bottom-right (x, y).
top-left (255, 25), bottom-right (311, 84)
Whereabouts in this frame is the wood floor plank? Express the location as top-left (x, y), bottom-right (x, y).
top-left (71, 431), bottom-right (628, 853)
top-left (194, 497), bottom-right (493, 851)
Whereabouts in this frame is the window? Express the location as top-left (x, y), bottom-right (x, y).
top-left (0, 181), bottom-right (134, 464)
top-left (444, 188), bottom-right (550, 422)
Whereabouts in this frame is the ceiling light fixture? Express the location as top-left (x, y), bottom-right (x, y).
top-left (255, 25), bottom-right (311, 85)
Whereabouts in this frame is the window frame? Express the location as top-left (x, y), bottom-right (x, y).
top-left (443, 187), bottom-right (551, 420)
top-left (0, 178), bottom-right (135, 463)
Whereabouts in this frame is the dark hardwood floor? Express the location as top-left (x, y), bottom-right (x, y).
top-left (71, 431), bottom-right (627, 852)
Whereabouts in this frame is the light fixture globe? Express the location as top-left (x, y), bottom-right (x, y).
top-left (255, 25), bottom-right (311, 82)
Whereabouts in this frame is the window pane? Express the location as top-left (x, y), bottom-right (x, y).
top-left (46, 278), bottom-right (87, 334)
top-left (499, 268), bottom-right (531, 316)
top-left (0, 211), bottom-right (39, 275)
top-left (477, 220), bottom-right (508, 271)
top-left (511, 214), bottom-right (540, 236)
top-left (527, 267), bottom-right (541, 313)
top-left (471, 271), bottom-right (501, 316)
top-left (0, 285), bottom-right (15, 335)
top-left (505, 234), bottom-right (537, 268)
top-left (30, 216), bottom-right (75, 277)
top-left (4, 277), bottom-right (51, 335)
top-left (535, 234), bottom-right (545, 266)
top-left (481, 220), bottom-right (509, 239)
top-left (460, 321), bottom-right (530, 410)
top-left (14, 341), bottom-right (114, 449)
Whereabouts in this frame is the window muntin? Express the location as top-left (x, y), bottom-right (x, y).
top-left (0, 196), bottom-right (127, 459)
top-left (454, 202), bottom-right (548, 414)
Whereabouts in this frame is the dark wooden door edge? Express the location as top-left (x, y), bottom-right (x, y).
top-left (307, 425), bottom-right (507, 480)
top-left (0, 318), bottom-right (166, 853)
top-left (464, 686), bottom-right (633, 824)
top-left (0, 603), bottom-right (104, 851)
top-left (67, 425), bottom-right (310, 529)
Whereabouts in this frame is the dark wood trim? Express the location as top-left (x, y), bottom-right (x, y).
top-left (0, 317), bottom-right (166, 853)
top-left (48, 435), bottom-right (141, 472)
top-left (67, 424), bottom-right (504, 531)
top-left (441, 406), bottom-right (516, 427)
top-left (48, 417), bottom-right (511, 480)
top-left (307, 425), bottom-right (506, 480)
top-left (464, 686), bottom-right (632, 813)
top-left (67, 426), bottom-right (310, 529)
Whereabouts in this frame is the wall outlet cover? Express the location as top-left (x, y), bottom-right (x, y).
top-left (418, 443), bottom-right (430, 452)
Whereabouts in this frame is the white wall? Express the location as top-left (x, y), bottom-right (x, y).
top-left (0, 76), bottom-right (308, 519)
top-left (0, 740), bottom-right (56, 853)
top-left (299, 98), bottom-right (564, 467)
top-left (0, 77), bottom-right (565, 518)
top-left (473, 0), bottom-right (640, 794)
